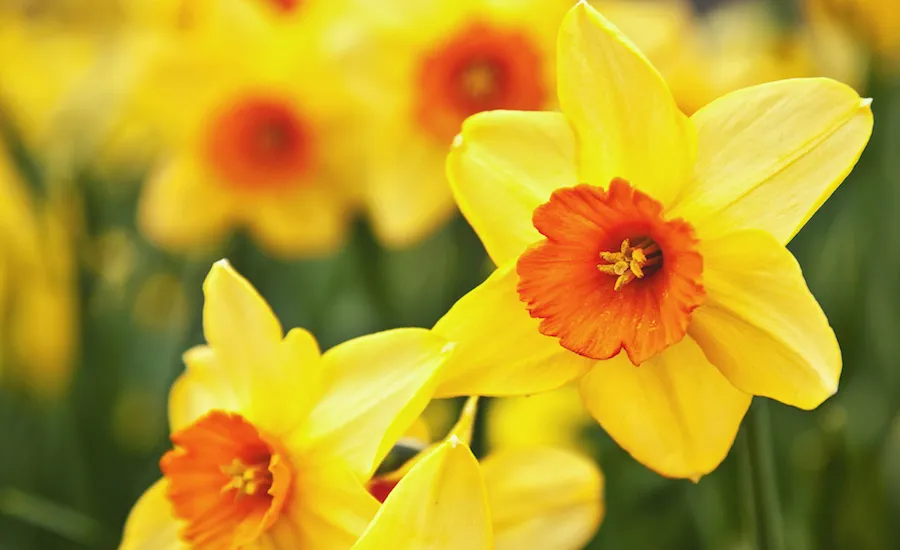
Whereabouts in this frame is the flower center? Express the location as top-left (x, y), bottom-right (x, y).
top-left (267, 0), bottom-right (301, 13)
top-left (597, 237), bottom-right (663, 291)
top-left (417, 22), bottom-right (545, 143)
top-left (516, 179), bottom-right (705, 365)
top-left (161, 411), bottom-right (292, 549)
top-left (221, 458), bottom-right (274, 498)
top-left (204, 94), bottom-right (314, 192)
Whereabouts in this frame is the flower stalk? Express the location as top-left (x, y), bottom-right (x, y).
top-left (745, 400), bottom-right (786, 550)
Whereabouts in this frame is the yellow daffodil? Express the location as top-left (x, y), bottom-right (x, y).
top-left (806, 0), bottom-right (900, 62)
top-left (0, 7), bottom-right (102, 160)
top-left (433, 2), bottom-right (873, 479)
top-left (600, 0), bottom-right (865, 115)
top-left (134, 7), bottom-right (359, 257)
top-left (364, 398), bottom-right (604, 549)
top-left (0, 147), bottom-right (77, 398)
top-left (119, 260), bottom-right (452, 549)
top-left (344, 0), bottom-right (573, 247)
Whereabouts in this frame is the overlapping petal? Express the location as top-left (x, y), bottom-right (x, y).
top-left (281, 457), bottom-right (380, 550)
top-left (351, 439), bottom-right (492, 550)
top-left (174, 274), bottom-right (324, 435)
top-left (291, 328), bottom-right (452, 478)
top-left (201, 260), bottom-right (284, 417)
top-left (119, 479), bottom-right (184, 550)
top-left (689, 230), bottom-right (841, 410)
top-left (482, 448), bottom-right (603, 550)
top-left (579, 337), bottom-right (751, 479)
top-left (168, 346), bottom-right (239, 432)
top-left (446, 110), bottom-right (578, 265)
top-left (669, 78), bottom-right (873, 243)
top-left (557, 3), bottom-right (695, 206)
top-left (432, 263), bottom-right (595, 398)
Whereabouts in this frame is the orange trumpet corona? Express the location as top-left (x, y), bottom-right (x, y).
top-left (516, 179), bottom-right (705, 365)
top-left (160, 411), bottom-right (292, 550)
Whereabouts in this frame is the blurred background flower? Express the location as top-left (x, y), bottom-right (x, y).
top-left (1, 0), bottom-right (899, 549)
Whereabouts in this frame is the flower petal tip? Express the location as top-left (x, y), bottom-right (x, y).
top-left (567, 0), bottom-right (610, 29)
top-left (204, 259), bottom-right (241, 291)
top-left (447, 434), bottom-right (463, 448)
top-left (860, 97), bottom-right (874, 110)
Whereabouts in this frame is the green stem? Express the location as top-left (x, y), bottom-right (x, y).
top-left (737, 429), bottom-right (759, 550)
top-left (745, 400), bottom-right (786, 550)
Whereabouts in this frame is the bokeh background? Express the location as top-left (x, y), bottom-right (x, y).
top-left (0, 0), bottom-right (897, 548)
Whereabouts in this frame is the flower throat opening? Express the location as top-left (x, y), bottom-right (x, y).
top-left (597, 236), bottom-right (662, 291)
top-left (516, 179), bottom-right (705, 365)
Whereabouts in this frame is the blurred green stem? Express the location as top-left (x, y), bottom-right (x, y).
top-left (744, 401), bottom-right (786, 550)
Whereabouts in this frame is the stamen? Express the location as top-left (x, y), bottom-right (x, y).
top-left (221, 458), bottom-right (273, 498)
top-left (597, 237), bottom-right (662, 291)
top-left (461, 61), bottom-right (499, 102)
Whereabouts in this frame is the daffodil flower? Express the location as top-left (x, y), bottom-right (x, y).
top-left (366, 398), bottom-right (604, 549)
top-left (434, 2), bottom-right (873, 479)
top-left (136, 12), bottom-right (358, 257)
top-left (119, 260), bottom-right (452, 549)
top-left (345, 0), bottom-right (571, 247)
top-left (0, 149), bottom-right (77, 398)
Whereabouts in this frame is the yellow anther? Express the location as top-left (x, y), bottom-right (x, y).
top-left (597, 237), bottom-right (661, 291)
top-left (630, 259), bottom-right (644, 279)
top-left (221, 458), bottom-right (272, 498)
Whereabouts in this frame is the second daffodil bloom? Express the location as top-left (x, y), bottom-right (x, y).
top-left (137, 7), bottom-right (358, 257)
top-left (347, 0), bottom-right (571, 247)
top-left (359, 399), bottom-right (603, 550)
top-left (366, 398), bottom-right (604, 550)
top-left (434, 2), bottom-right (873, 479)
top-left (119, 260), bottom-right (453, 549)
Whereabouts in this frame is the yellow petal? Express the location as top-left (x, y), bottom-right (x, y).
top-left (168, 345), bottom-right (239, 432)
top-left (669, 78), bottom-right (873, 244)
top-left (482, 448), bottom-right (603, 550)
top-left (169, 330), bottom-right (323, 438)
top-left (433, 263), bottom-right (595, 398)
top-left (291, 328), bottom-right (453, 478)
top-left (201, 260), bottom-right (284, 413)
top-left (557, 2), bottom-right (695, 206)
top-left (352, 439), bottom-right (492, 550)
top-left (447, 111), bottom-right (578, 265)
top-left (367, 135), bottom-right (456, 249)
top-left (579, 337), bottom-right (751, 479)
top-left (137, 156), bottom-right (237, 252)
top-left (119, 479), bottom-right (185, 550)
top-left (689, 230), bottom-right (841, 410)
top-left (279, 456), bottom-right (380, 549)
top-left (486, 385), bottom-right (590, 453)
top-left (249, 185), bottom-right (350, 258)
